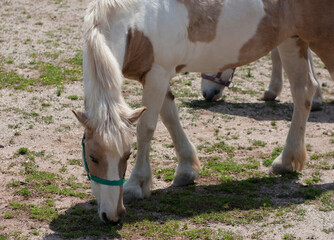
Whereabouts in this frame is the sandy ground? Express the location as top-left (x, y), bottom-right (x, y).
top-left (1, 0), bottom-right (334, 239)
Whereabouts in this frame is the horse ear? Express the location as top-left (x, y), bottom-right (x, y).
top-left (128, 106), bottom-right (146, 124)
top-left (72, 110), bottom-right (90, 129)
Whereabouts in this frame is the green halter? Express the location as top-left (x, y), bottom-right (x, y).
top-left (81, 134), bottom-right (125, 186)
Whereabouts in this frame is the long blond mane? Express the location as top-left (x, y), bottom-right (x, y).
top-left (83, 0), bottom-right (135, 155)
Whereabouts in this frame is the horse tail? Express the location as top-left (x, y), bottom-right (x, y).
top-left (83, 0), bottom-right (132, 154)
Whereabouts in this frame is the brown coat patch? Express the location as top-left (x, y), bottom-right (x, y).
top-left (176, 64), bottom-right (186, 73)
top-left (117, 186), bottom-right (126, 217)
top-left (177, 0), bottom-right (223, 42)
top-left (122, 28), bottom-right (154, 84)
top-left (223, 0), bottom-right (334, 74)
top-left (292, 0), bottom-right (334, 73)
top-left (117, 152), bottom-right (130, 217)
top-left (296, 38), bottom-right (308, 60)
top-left (233, 0), bottom-right (294, 68)
top-left (84, 131), bottom-right (108, 179)
top-left (118, 151), bottom-right (130, 180)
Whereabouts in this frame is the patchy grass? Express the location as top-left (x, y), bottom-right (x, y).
top-left (310, 151), bottom-right (334, 160)
top-left (7, 161), bottom-right (89, 201)
top-left (9, 200), bottom-right (57, 222)
top-left (45, 174), bottom-right (332, 239)
top-left (154, 168), bottom-right (175, 182)
top-left (0, 59), bottom-right (82, 90)
top-left (251, 139), bottom-right (267, 147)
top-left (0, 70), bottom-right (36, 90)
top-left (67, 95), bottom-right (79, 100)
top-left (68, 158), bottom-right (81, 166)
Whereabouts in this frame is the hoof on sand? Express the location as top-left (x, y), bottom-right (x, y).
top-left (261, 90), bottom-right (277, 101)
top-left (172, 174), bottom-right (195, 187)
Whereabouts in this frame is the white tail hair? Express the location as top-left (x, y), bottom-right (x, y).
top-left (83, 0), bottom-right (134, 154)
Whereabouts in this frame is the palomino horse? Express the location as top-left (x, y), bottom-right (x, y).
top-left (73, 0), bottom-right (334, 223)
top-left (201, 48), bottom-right (323, 110)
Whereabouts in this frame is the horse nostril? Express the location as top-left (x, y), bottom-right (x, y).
top-left (214, 89), bottom-right (221, 96)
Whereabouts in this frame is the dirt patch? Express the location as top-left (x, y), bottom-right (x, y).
top-left (1, 0), bottom-right (334, 239)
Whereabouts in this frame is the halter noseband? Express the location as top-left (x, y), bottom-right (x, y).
top-left (81, 134), bottom-right (125, 186)
top-left (201, 68), bottom-right (236, 87)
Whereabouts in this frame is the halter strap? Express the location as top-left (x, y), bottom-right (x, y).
top-left (201, 68), bottom-right (236, 87)
top-left (81, 134), bottom-right (125, 186)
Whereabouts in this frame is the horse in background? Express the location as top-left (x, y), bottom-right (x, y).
top-left (201, 48), bottom-right (323, 111)
top-left (73, 0), bottom-right (334, 223)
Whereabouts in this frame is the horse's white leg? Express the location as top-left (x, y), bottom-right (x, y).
top-left (262, 48), bottom-right (283, 101)
top-left (123, 65), bottom-right (170, 203)
top-left (269, 38), bottom-right (318, 174)
top-left (308, 50), bottom-right (323, 111)
top-left (160, 87), bottom-right (200, 186)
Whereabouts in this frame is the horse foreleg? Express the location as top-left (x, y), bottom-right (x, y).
top-left (269, 38), bottom-right (318, 174)
top-left (262, 48), bottom-right (283, 101)
top-left (160, 87), bottom-right (200, 186)
top-left (123, 65), bottom-right (170, 203)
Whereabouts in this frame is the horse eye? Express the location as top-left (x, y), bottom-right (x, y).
top-left (89, 154), bottom-right (98, 163)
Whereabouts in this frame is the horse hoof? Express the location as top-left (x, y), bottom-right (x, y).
top-left (261, 89), bottom-right (277, 101)
top-left (268, 162), bottom-right (294, 175)
top-left (172, 173), bottom-right (195, 187)
top-left (267, 153), bottom-right (295, 175)
top-left (123, 185), bottom-right (143, 204)
top-left (123, 190), bottom-right (143, 204)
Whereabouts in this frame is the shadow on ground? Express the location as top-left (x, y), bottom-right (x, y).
top-left (46, 174), bottom-right (334, 239)
top-left (180, 99), bottom-right (334, 123)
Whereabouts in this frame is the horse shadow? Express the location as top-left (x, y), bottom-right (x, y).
top-left (181, 99), bottom-right (334, 123)
top-left (46, 174), bottom-right (334, 239)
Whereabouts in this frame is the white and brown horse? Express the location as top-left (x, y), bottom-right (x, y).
top-left (201, 48), bottom-right (323, 110)
top-left (73, 0), bottom-right (334, 223)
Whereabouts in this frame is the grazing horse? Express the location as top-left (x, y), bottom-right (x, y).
top-left (73, 0), bottom-right (334, 223)
top-left (201, 48), bottom-right (323, 110)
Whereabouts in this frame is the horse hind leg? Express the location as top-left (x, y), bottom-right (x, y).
top-left (262, 48), bottom-right (283, 101)
top-left (160, 87), bottom-right (200, 186)
top-left (308, 50), bottom-right (323, 111)
top-left (269, 37), bottom-right (318, 174)
top-left (262, 48), bottom-right (323, 111)
top-left (307, 38), bottom-right (334, 82)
